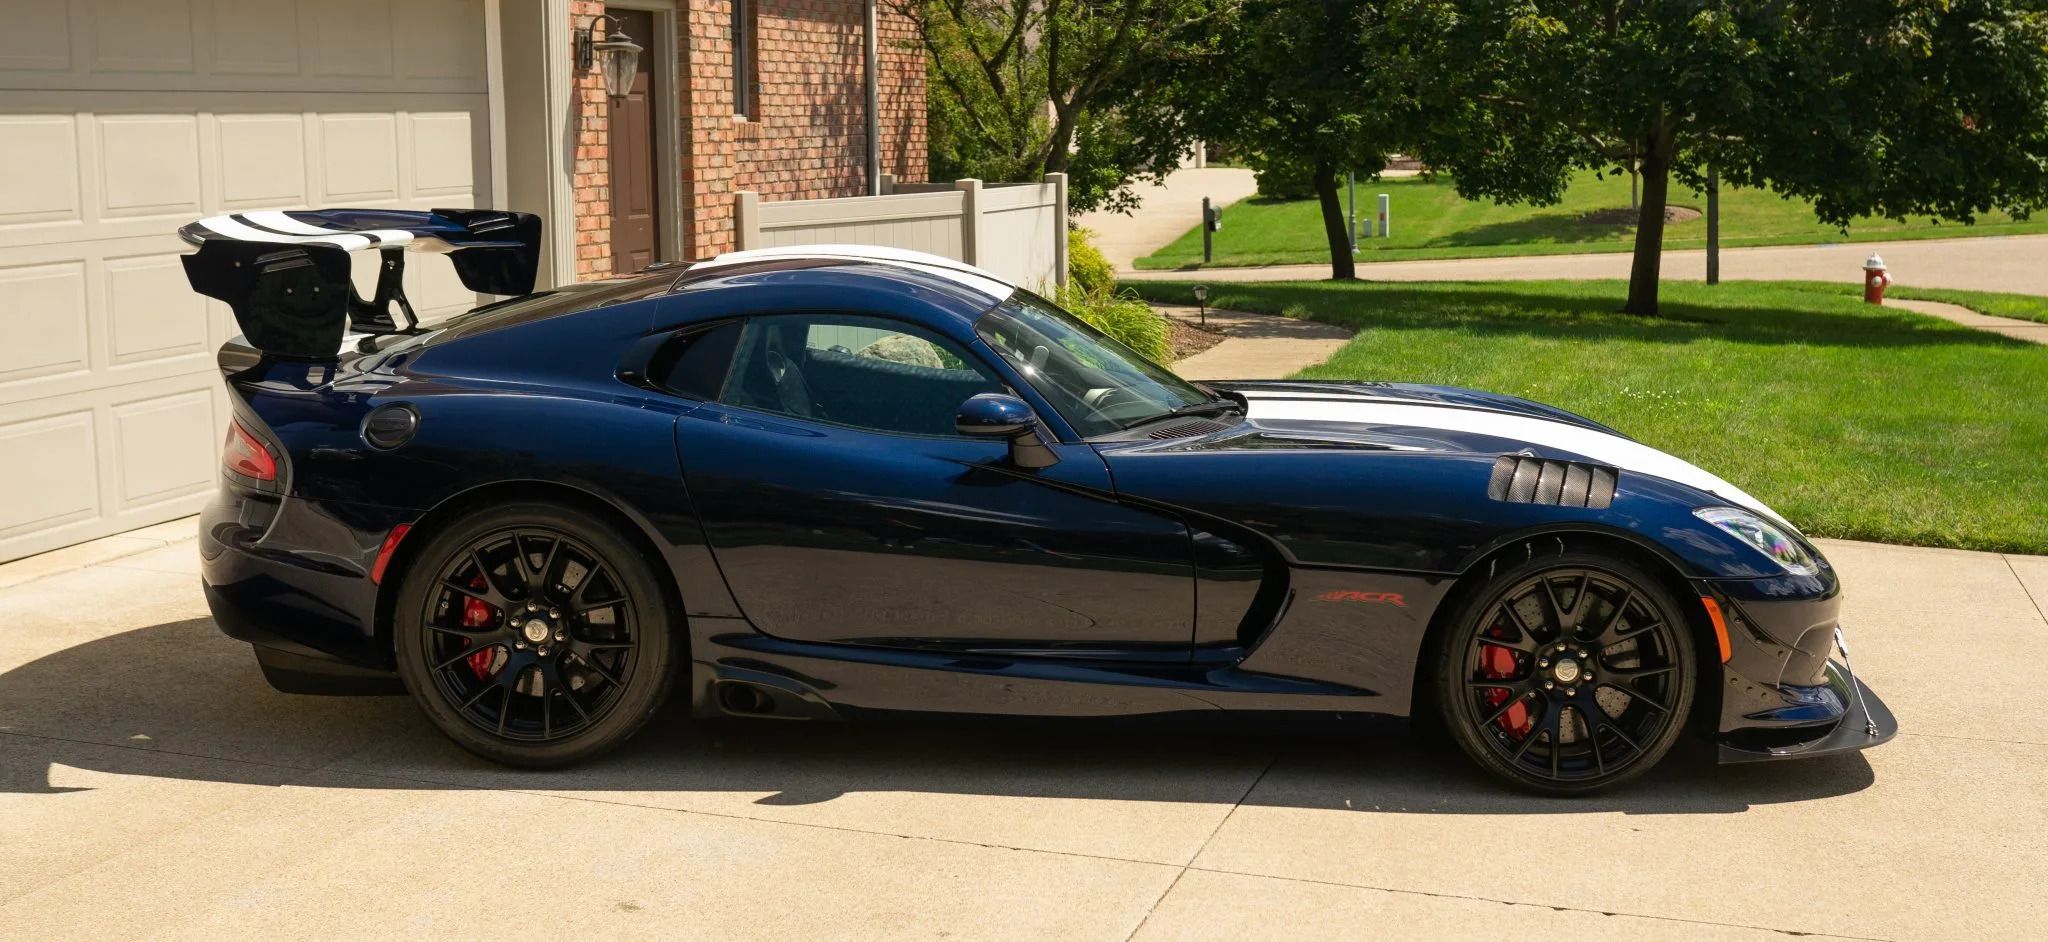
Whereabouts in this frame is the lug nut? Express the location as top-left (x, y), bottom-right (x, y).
top-left (1539, 659), bottom-right (1550, 668)
top-left (537, 646), bottom-right (550, 657)
top-left (554, 630), bottom-right (566, 642)
top-left (549, 608), bottom-right (560, 618)
top-left (1544, 681), bottom-right (1555, 690)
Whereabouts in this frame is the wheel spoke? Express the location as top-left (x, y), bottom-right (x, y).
top-left (558, 683), bottom-right (592, 723)
top-left (535, 536), bottom-right (562, 595)
top-left (1498, 601), bottom-right (1543, 649)
top-left (1605, 665), bottom-right (1676, 683)
top-left (433, 644), bottom-right (494, 672)
top-left (1600, 682), bottom-right (1672, 714)
top-left (1479, 629), bottom-right (1537, 654)
top-left (1480, 690), bottom-right (1531, 726)
top-left (508, 534), bottom-right (536, 589)
top-left (1589, 715), bottom-right (1607, 776)
top-left (441, 577), bottom-right (508, 611)
top-left (459, 680), bottom-right (499, 712)
top-left (1588, 588), bottom-right (1634, 644)
top-left (578, 656), bottom-right (624, 689)
top-left (1548, 708), bottom-right (1565, 778)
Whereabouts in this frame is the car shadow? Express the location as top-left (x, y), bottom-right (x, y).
top-left (0, 618), bottom-right (1876, 814)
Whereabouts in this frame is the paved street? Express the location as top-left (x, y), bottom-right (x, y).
top-left (2, 525), bottom-right (2043, 940)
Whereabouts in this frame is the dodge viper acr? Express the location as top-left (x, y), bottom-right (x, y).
top-left (181, 208), bottom-right (1894, 793)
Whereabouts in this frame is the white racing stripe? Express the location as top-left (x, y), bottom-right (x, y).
top-left (693, 244), bottom-right (1013, 301)
top-left (191, 214), bottom-right (418, 251)
top-left (1245, 396), bottom-right (1790, 526)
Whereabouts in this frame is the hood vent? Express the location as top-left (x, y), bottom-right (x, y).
top-left (1146, 418), bottom-right (1231, 440)
top-left (1488, 455), bottom-right (1617, 509)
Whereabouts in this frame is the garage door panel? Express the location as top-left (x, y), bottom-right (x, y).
top-left (0, 0), bottom-right (488, 562)
top-left (0, 261), bottom-right (91, 388)
top-left (110, 388), bottom-right (214, 508)
top-left (410, 112), bottom-right (475, 195)
top-left (207, 0), bottom-right (301, 77)
top-left (310, 2), bottom-right (397, 80)
top-left (104, 252), bottom-right (209, 366)
top-left (90, 0), bottom-right (197, 74)
top-left (96, 115), bottom-right (203, 219)
top-left (0, 116), bottom-right (83, 227)
top-left (317, 114), bottom-right (401, 203)
top-left (0, 410), bottom-right (99, 540)
top-left (0, 3), bottom-right (74, 73)
top-left (399, 0), bottom-right (486, 82)
top-left (214, 114), bottom-right (308, 209)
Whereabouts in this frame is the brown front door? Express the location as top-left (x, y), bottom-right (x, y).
top-left (608, 8), bottom-right (661, 275)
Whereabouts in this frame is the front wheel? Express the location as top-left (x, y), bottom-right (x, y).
top-left (393, 502), bottom-right (677, 767)
top-left (1434, 552), bottom-right (1696, 795)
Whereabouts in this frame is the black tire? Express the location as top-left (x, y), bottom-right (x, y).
top-left (1433, 550), bottom-right (1696, 795)
top-left (393, 501), bottom-right (677, 767)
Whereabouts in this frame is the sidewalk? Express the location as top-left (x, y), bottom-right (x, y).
top-left (1158, 304), bottom-right (1352, 380)
top-left (1119, 232), bottom-right (2048, 297)
top-left (1076, 168), bottom-right (1257, 270)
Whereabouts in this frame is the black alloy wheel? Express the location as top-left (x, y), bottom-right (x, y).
top-left (394, 502), bottom-right (676, 767)
top-left (1435, 551), bottom-right (1696, 794)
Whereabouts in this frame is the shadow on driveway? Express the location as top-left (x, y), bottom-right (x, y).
top-left (0, 618), bottom-right (1875, 815)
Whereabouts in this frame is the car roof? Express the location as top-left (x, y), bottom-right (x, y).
top-left (657, 246), bottom-right (1025, 335)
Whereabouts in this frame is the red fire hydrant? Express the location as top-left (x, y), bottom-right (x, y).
top-left (1863, 253), bottom-right (1891, 305)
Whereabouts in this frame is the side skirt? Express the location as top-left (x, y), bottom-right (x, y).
top-left (684, 616), bottom-right (1390, 721)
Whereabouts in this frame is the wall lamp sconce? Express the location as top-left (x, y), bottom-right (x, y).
top-left (577, 14), bottom-right (644, 101)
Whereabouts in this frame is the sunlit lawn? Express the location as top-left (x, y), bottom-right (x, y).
top-left (1127, 278), bottom-right (2048, 554)
top-left (1133, 170), bottom-right (2048, 269)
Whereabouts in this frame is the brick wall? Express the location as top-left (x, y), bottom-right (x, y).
top-left (570, 0), bottom-right (614, 280)
top-left (676, 0), bottom-right (929, 260)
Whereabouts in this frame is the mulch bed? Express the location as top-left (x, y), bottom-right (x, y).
top-left (1168, 318), bottom-right (1228, 360)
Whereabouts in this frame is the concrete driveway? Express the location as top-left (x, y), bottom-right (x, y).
top-left (2, 527), bottom-right (2043, 940)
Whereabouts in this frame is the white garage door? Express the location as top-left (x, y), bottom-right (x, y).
top-left (0, 0), bottom-right (492, 562)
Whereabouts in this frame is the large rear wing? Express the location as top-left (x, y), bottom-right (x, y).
top-left (179, 208), bottom-right (541, 359)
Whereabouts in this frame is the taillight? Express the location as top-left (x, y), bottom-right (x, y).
top-left (223, 419), bottom-right (277, 482)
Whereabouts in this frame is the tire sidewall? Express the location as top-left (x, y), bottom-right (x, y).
top-left (393, 501), bottom-right (676, 768)
top-left (1433, 550), bottom-right (1697, 795)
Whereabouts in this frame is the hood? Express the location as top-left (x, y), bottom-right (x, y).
top-left (1152, 381), bottom-right (1791, 527)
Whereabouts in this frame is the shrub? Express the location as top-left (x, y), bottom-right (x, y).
top-left (1052, 283), bottom-right (1172, 363)
top-left (1247, 150), bottom-right (1317, 200)
top-left (1067, 227), bottom-right (1117, 296)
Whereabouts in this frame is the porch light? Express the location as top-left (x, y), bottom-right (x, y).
top-left (578, 15), bottom-right (644, 101)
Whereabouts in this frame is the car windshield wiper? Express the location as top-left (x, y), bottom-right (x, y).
top-left (1117, 397), bottom-right (1239, 431)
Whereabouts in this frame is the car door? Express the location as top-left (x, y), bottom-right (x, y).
top-left (669, 313), bottom-right (1194, 655)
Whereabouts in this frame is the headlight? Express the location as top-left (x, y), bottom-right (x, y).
top-left (1693, 507), bottom-right (1821, 575)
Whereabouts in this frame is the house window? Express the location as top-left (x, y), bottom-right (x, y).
top-left (732, 0), bottom-right (757, 118)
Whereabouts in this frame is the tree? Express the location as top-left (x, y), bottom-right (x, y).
top-left (1390, 0), bottom-right (2048, 315)
top-left (1167, 1), bottom-right (1420, 279)
top-left (894, 0), bottom-right (1235, 213)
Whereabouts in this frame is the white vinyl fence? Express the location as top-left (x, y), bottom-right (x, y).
top-left (734, 174), bottom-right (1068, 291)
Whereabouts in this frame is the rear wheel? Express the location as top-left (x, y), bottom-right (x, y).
top-left (393, 502), bottom-right (676, 767)
top-left (1434, 551), bottom-right (1695, 794)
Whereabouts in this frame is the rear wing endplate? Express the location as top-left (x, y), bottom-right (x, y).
top-left (179, 208), bottom-right (541, 359)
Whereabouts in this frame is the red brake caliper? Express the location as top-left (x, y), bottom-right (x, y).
top-left (1480, 629), bottom-right (1534, 738)
top-left (462, 574), bottom-right (500, 679)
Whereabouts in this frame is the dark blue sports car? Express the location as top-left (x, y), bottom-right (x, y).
top-left (183, 208), bottom-right (1894, 793)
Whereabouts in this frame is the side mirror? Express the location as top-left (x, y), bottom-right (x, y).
top-left (954, 393), bottom-right (1059, 469)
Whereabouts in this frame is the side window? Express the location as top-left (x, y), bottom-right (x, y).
top-left (720, 315), bottom-right (1007, 436)
top-left (652, 320), bottom-right (743, 400)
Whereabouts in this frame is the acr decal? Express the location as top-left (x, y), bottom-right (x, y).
top-left (1318, 590), bottom-right (1407, 606)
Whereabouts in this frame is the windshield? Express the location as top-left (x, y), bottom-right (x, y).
top-left (974, 291), bottom-right (1215, 437)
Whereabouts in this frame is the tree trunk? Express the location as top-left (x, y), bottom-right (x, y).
top-left (1623, 127), bottom-right (1675, 316)
top-left (1041, 106), bottom-right (1078, 176)
top-left (1313, 160), bottom-right (1355, 280)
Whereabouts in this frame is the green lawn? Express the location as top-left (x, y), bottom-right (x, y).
top-left (1125, 278), bottom-right (2048, 554)
top-left (1133, 170), bottom-right (2048, 270)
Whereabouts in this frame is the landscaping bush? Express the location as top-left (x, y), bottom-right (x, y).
top-left (1067, 227), bottom-right (1117, 297)
top-left (1052, 283), bottom-right (1171, 363)
top-left (1247, 150), bottom-right (1317, 200)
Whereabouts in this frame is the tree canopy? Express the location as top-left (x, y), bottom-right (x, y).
top-left (1389, 0), bottom-right (2048, 314)
top-left (896, 0), bottom-right (1235, 213)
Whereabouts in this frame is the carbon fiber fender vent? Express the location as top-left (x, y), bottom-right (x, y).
top-left (1146, 418), bottom-right (1231, 440)
top-left (1487, 455), bottom-right (1618, 509)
